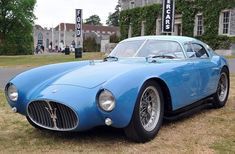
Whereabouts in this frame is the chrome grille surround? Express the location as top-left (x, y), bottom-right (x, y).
top-left (27, 100), bottom-right (78, 131)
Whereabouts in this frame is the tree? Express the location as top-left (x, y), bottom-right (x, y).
top-left (84, 15), bottom-right (102, 25)
top-left (106, 1), bottom-right (121, 26)
top-left (83, 37), bottom-right (100, 52)
top-left (0, 0), bottom-right (36, 55)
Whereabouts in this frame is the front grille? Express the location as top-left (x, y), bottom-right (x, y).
top-left (28, 100), bottom-right (78, 130)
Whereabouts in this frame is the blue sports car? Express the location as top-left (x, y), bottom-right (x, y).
top-left (5, 36), bottom-right (230, 142)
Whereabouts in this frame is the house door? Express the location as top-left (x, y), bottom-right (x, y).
top-left (37, 32), bottom-right (43, 46)
top-left (174, 24), bottom-right (182, 36)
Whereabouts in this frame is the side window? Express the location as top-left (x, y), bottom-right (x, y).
top-left (192, 43), bottom-right (209, 58)
top-left (184, 43), bottom-right (195, 58)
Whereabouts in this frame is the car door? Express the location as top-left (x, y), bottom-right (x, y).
top-left (179, 43), bottom-right (201, 104)
top-left (190, 42), bottom-right (219, 100)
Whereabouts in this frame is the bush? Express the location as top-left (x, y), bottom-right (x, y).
top-left (83, 37), bottom-right (100, 52)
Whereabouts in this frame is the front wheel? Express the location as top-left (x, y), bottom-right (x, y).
top-left (213, 68), bottom-right (230, 108)
top-left (124, 81), bottom-right (164, 142)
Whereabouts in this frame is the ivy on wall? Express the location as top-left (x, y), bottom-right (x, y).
top-left (119, 0), bottom-right (235, 49)
top-left (120, 4), bottom-right (161, 40)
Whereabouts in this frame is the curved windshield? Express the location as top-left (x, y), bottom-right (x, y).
top-left (110, 40), bottom-right (145, 57)
top-left (110, 40), bottom-right (185, 59)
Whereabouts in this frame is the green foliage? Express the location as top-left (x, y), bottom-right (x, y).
top-left (106, 2), bottom-right (121, 26)
top-left (110, 34), bottom-right (120, 43)
top-left (120, 4), bottom-right (161, 40)
top-left (84, 15), bottom-right (102, 26)
top-left (119, 0), bottom-right (235, 49)
top-left (0, 0), bottom-right (36, 55)
top-left (83, 37), bottom-right (100, 52)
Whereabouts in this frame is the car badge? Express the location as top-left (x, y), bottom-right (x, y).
top-left (52, 89), bottom-right (58, 93)
top-left (45, 105), bottom-right (58, 129)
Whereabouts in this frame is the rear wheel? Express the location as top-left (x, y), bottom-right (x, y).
top-left (124, 81), bottom-right (164, 142)
top-left (213, 68), bottom-right (229, 108)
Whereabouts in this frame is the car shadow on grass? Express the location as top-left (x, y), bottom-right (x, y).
top-left (33, 126), bottom-right (128, 143)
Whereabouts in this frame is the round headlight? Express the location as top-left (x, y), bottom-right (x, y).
top-left (98, 90), bottom-right (115, 112)
top-left (7, 84), bottom-right (18, 102)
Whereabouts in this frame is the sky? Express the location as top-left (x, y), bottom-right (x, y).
top-left (34, 0), bottom-right (118, 28)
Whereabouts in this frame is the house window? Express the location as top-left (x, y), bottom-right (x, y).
top-left (194, 14), bottom-right (204, 36)
top-left (197, 15), bottom-right (203, 36)
top-left (223, 11), bottom-right (230, 34)
top-left (129, 0), bottom-right (135, 9)
top-left (219, 10), bottom-right (232, 35)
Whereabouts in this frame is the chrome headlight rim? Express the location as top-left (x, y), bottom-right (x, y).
top-left (5, 83), bottom-right (18, 102)
top-left (97, 89), bottom-right (116, 112)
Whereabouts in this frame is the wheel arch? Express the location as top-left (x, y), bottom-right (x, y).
top-left (220, 65), bottom-right (230, 86)
top-left (222, 65), bottom-right (229, 75)
top-left (145, 77), bottom-right (173, 114)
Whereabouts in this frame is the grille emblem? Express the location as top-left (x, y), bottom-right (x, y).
top-left (45, 101), bottom-right (58, 129)
top-left (52, 89), bottom-right (58, 93)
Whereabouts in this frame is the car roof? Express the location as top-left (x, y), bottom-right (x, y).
top-left (121, 35), bottom-right (200, 44)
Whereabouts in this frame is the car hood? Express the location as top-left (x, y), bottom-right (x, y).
top-left (51, 61), bottom-right (145, 88)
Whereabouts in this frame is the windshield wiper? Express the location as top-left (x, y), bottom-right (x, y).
top-left (146, 54), bottom-right (175, 61)
top-left (104, 56), bottom-right (119, 62)
top-left (146, 55), bottom-right (175, 63)
top-left (150, 55), bottom-right (175, 59)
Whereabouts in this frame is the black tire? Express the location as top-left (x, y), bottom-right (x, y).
top-left (124, 80), bottom-right (164, 143)
top-left (213, 67), bottom-right (230, 108)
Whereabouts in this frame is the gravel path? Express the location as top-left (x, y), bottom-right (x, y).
top-left (228, 59), bottom-right (235, 74)
top-left (1, 59), bottom-right (235, 90)
top-left (0, 67), bottom-right (31, 90)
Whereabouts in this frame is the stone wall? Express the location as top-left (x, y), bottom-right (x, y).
top-left (215, 50), bottom-right (235, 56)
top-left (120, 0), bottom-right (162, 10)
top-left (230, 8), bottom-right (235, 36)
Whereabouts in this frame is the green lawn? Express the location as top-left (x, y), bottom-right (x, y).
top-left (225, 55), bottom-right (235, 59)
top-left (0, 52), bottom-right (105, 68)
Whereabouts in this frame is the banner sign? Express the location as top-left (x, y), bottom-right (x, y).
top-left (162, 0), bottom-right (175, 33)
top-left (76, 9), bottom-right (82, 37)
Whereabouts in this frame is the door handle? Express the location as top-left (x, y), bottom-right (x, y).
top-left (182, 73), bottom-right (190, 77)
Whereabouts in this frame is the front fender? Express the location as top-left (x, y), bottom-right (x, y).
top-left (7, 61), bottom-right (90, 105)
top-left (99, 67), bottom-right (163, 128)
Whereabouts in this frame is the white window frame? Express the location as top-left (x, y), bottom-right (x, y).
top-left (194, 13), bottom-right (204, 36)
top-left (219, 9), bottom-right (231, 36)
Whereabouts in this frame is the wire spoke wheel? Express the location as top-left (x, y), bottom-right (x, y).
top-left (139, 86), bottom-right (160, 132)
top-left (124, 81), bottom-right (164, 142)
top-left (217, 72), bottom-right (228, 102)
top-left (213, 68), bottom-right (230, 108)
